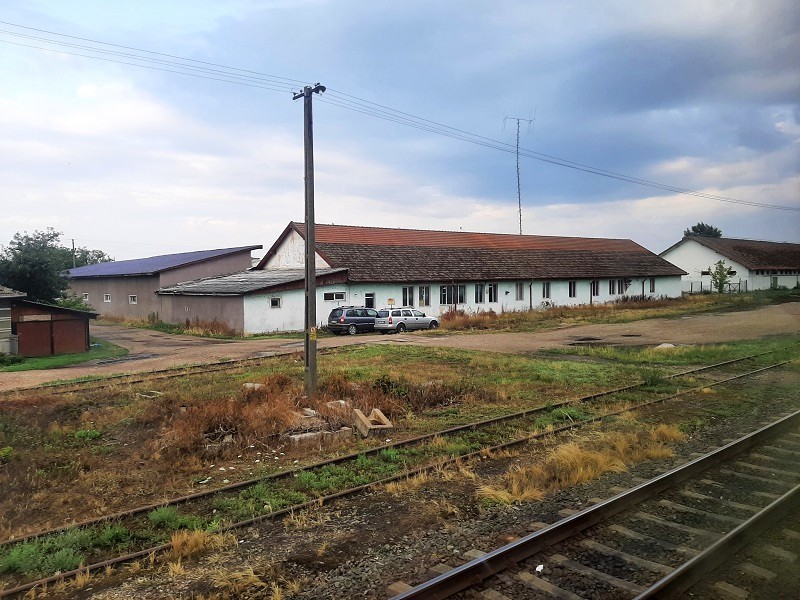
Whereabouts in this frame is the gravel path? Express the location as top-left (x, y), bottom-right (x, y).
top-left (1, 302), bottom-right (797, 392)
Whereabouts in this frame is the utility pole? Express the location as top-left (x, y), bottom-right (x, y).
top-left (504, 116), bottom-right (534, 235)
top-left (71, 239), bottom-right (76, 268)
top-left (293, 83), bottom-right (325, 399)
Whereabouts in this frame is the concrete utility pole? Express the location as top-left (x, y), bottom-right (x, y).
top-left (504, 116), bottom-right (534, 235)
top-left (293, 83), bottom-right (325, 399)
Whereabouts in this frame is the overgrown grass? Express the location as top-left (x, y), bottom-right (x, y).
top-left (441, 289), bottom-right (797, 333)
top-left (544, 335), bottom-right (800, 367)
top-left (0, 337), bottom-right (128, 372)
top-left (478, 425), bottom-right (685, 505)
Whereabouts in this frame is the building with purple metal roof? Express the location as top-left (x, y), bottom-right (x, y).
top-left (67, 245), bottom-right (262, 320)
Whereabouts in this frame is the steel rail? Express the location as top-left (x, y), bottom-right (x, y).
top-left (391, 404), bottom-right (800, 600)
top-left (635, 481), bottom-right (800, 598)
top-left (1, 351), bottom-right (780, 548)
top-left (0, 361), bottom-right (791, 598)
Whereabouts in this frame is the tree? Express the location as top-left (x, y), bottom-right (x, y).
top-left (684, 222), bottom-right (722, 237)
top-left (0, 229), bottom-right (112, 303)
top-left (708, 259), bottom-right (731, 293)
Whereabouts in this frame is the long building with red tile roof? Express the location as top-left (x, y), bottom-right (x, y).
top-left (158, 222), bottom-right (685, 334)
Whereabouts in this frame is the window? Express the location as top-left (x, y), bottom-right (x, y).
top-left (590, 280), bottom-right (600, 297)
top-left (608, 280), bottom-right (616, 295)
top-left (364, 293), bottom-right (375, 308)
top-left (701, 270), bottom-right (710, 276)
top-left (82, 293), bottom-right (89, 301)
top-left (487, 283), bottom-right (498, 303)
top-left (418, 286), bottom-right (431, 307)
top-left (402, 286), bottom-right (414, 307)
top-left (323, 291), bottom-right (346, 301)
top-left (103, 293), bottom-right (111, 303)
top-left (649, 278), bottom-right (656, 293)
top-left (475, 283), bottom-right (485, 303)
top-left (617, 279), bottom-right (626, 294)
top-left (542, 281), bottom-right (551, 299)
top-left (270, 297), bottom-right (281, 308)
top-left (128, 295), bottom-right (138, 305)
top-left (569, 281), bottom-right (577, 298)
top-left (440, 284), bottom-right (466, 305)
top-left (412, 310), bottom-right (425, 317)
top-left (515, 282), bottom-right (524, 301)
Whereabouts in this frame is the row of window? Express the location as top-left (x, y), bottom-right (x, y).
top-left (83, 293), bottom-right (138, 304)
top-left (754, 270), bottom-right (798, 276)
top-left (313, 278), bottom-right (650, 309)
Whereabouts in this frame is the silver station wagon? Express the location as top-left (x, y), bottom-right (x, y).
top-left (374, 308), bottom-right (439, 333)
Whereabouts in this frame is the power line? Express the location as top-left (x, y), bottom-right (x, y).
top-left (1, 21), bottom-right (797, 213)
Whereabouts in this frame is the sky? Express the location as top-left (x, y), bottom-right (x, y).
top-left (1, 0), bottom-right (798, 261)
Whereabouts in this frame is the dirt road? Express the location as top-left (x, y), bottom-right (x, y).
top-left (1, 302), bottom-right (797, 392)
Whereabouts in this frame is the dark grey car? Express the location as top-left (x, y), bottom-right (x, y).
top-left (327, 306), bottom-right (379, 335)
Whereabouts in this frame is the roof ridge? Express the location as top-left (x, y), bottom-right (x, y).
top-left (291, 221), bottom-right (635, 243)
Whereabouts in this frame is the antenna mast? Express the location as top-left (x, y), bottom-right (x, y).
top-left (504, 115), bottom-right (535, 234)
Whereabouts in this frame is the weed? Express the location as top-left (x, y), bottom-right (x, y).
top-left (0, 446), bottom-right (12, 463)
top-left (534, 406), bottom-right (588, 429)
top-left (73, 429), bottom-right (101, 442)
top-left (213, 482), bottom-right (308, 520)
top-left (282, 507), bottom-right (330, 530)
top-left (148, 506), bottom-right (207, 531)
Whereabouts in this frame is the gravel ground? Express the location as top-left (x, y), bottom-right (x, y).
top-left (71, 369), bottom-right (800, 600)
top-left (2, 302), bottom-right (798, 392)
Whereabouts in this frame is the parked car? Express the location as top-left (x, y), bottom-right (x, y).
top-left (374, 308), bottom-right (439, 333)
top-left (327, 306), bottom-right (379, 335)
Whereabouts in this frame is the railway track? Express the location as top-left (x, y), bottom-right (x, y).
top-left (0, 353), bottom-right (792, 597)
top-left (391, 408), bottom-right (800, 600)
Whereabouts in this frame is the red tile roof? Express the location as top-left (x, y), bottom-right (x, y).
top-left (259, 222), bottom-right (685, 282)
top-left (664, 236), bottom-right (800, 270)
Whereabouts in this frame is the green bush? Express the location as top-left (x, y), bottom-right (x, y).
top-left (0, 446), bottom-right (12, 463)
top-left (0, 354), bottom-right (25, 366)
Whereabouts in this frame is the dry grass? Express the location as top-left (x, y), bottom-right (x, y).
top-left (167, 530), bottom-right (234, 561)
top-left (282, 506), bottom-right (331, 530)
top-left (478, 426), bottom-right (683, 504)
top-left (650, 424), bottom-right (686, 443)
top-left (385, 471), bottom-right (431, 495)
top-left (210, 566), bottom-right (269, 594)
top-left (167, 559), bottom-right (186, 576)
top-left (440, 294), bottom-right (729, 332)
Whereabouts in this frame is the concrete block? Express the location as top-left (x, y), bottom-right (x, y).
top-left (463, 549), bottom-right (487, 561)
top-left (428, 563), bottom-right (453, 578)
top-left (353, 408), bottom-right (394, 438)
top-left (322, 427), bottom-right (353, 446)
top-left (386, 581), bottom-right (413, 597)
top-left (289, 431), bottom-right (324, 448)
top-left (242, 382), bottom-right (264, 390)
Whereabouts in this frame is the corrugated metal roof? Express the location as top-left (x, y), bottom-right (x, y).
top-left (664, 236), bottom-right (800, 270)
top-left (67, 246), bottom-right (262, 278)
top-left (157, 268), bottom-right (347, 295)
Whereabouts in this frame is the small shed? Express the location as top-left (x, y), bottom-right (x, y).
top-left (11, 301), bottom-right (98, 357)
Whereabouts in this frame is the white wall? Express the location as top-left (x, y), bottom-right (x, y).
top-left (660, 239), bottom-right (799, 292)
top-left (242, 276), bottom-right (683, 334)
top-left (264, 230), bottom-right (330, 270)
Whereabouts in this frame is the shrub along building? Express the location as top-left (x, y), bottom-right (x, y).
top-left (66, 245), bottom-right (262, 320)
top-left (660, 236), bottom-right (800, 293)
top-left (157, 222), bottom-right (685, 334)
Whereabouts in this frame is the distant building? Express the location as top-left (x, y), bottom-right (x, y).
top-left (660, 236), bottom-right (800, 292)
top-left (67, 245), bottom-right (262, 320)
top-left (157, 222), bottom-right (686, 334)
top-left (1, 285), bottom-right (26, 354)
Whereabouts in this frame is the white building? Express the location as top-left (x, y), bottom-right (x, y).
top-left (660, 236), bottom-right (800, 293)
top-left (158, 222), bottom-right (686, 334)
